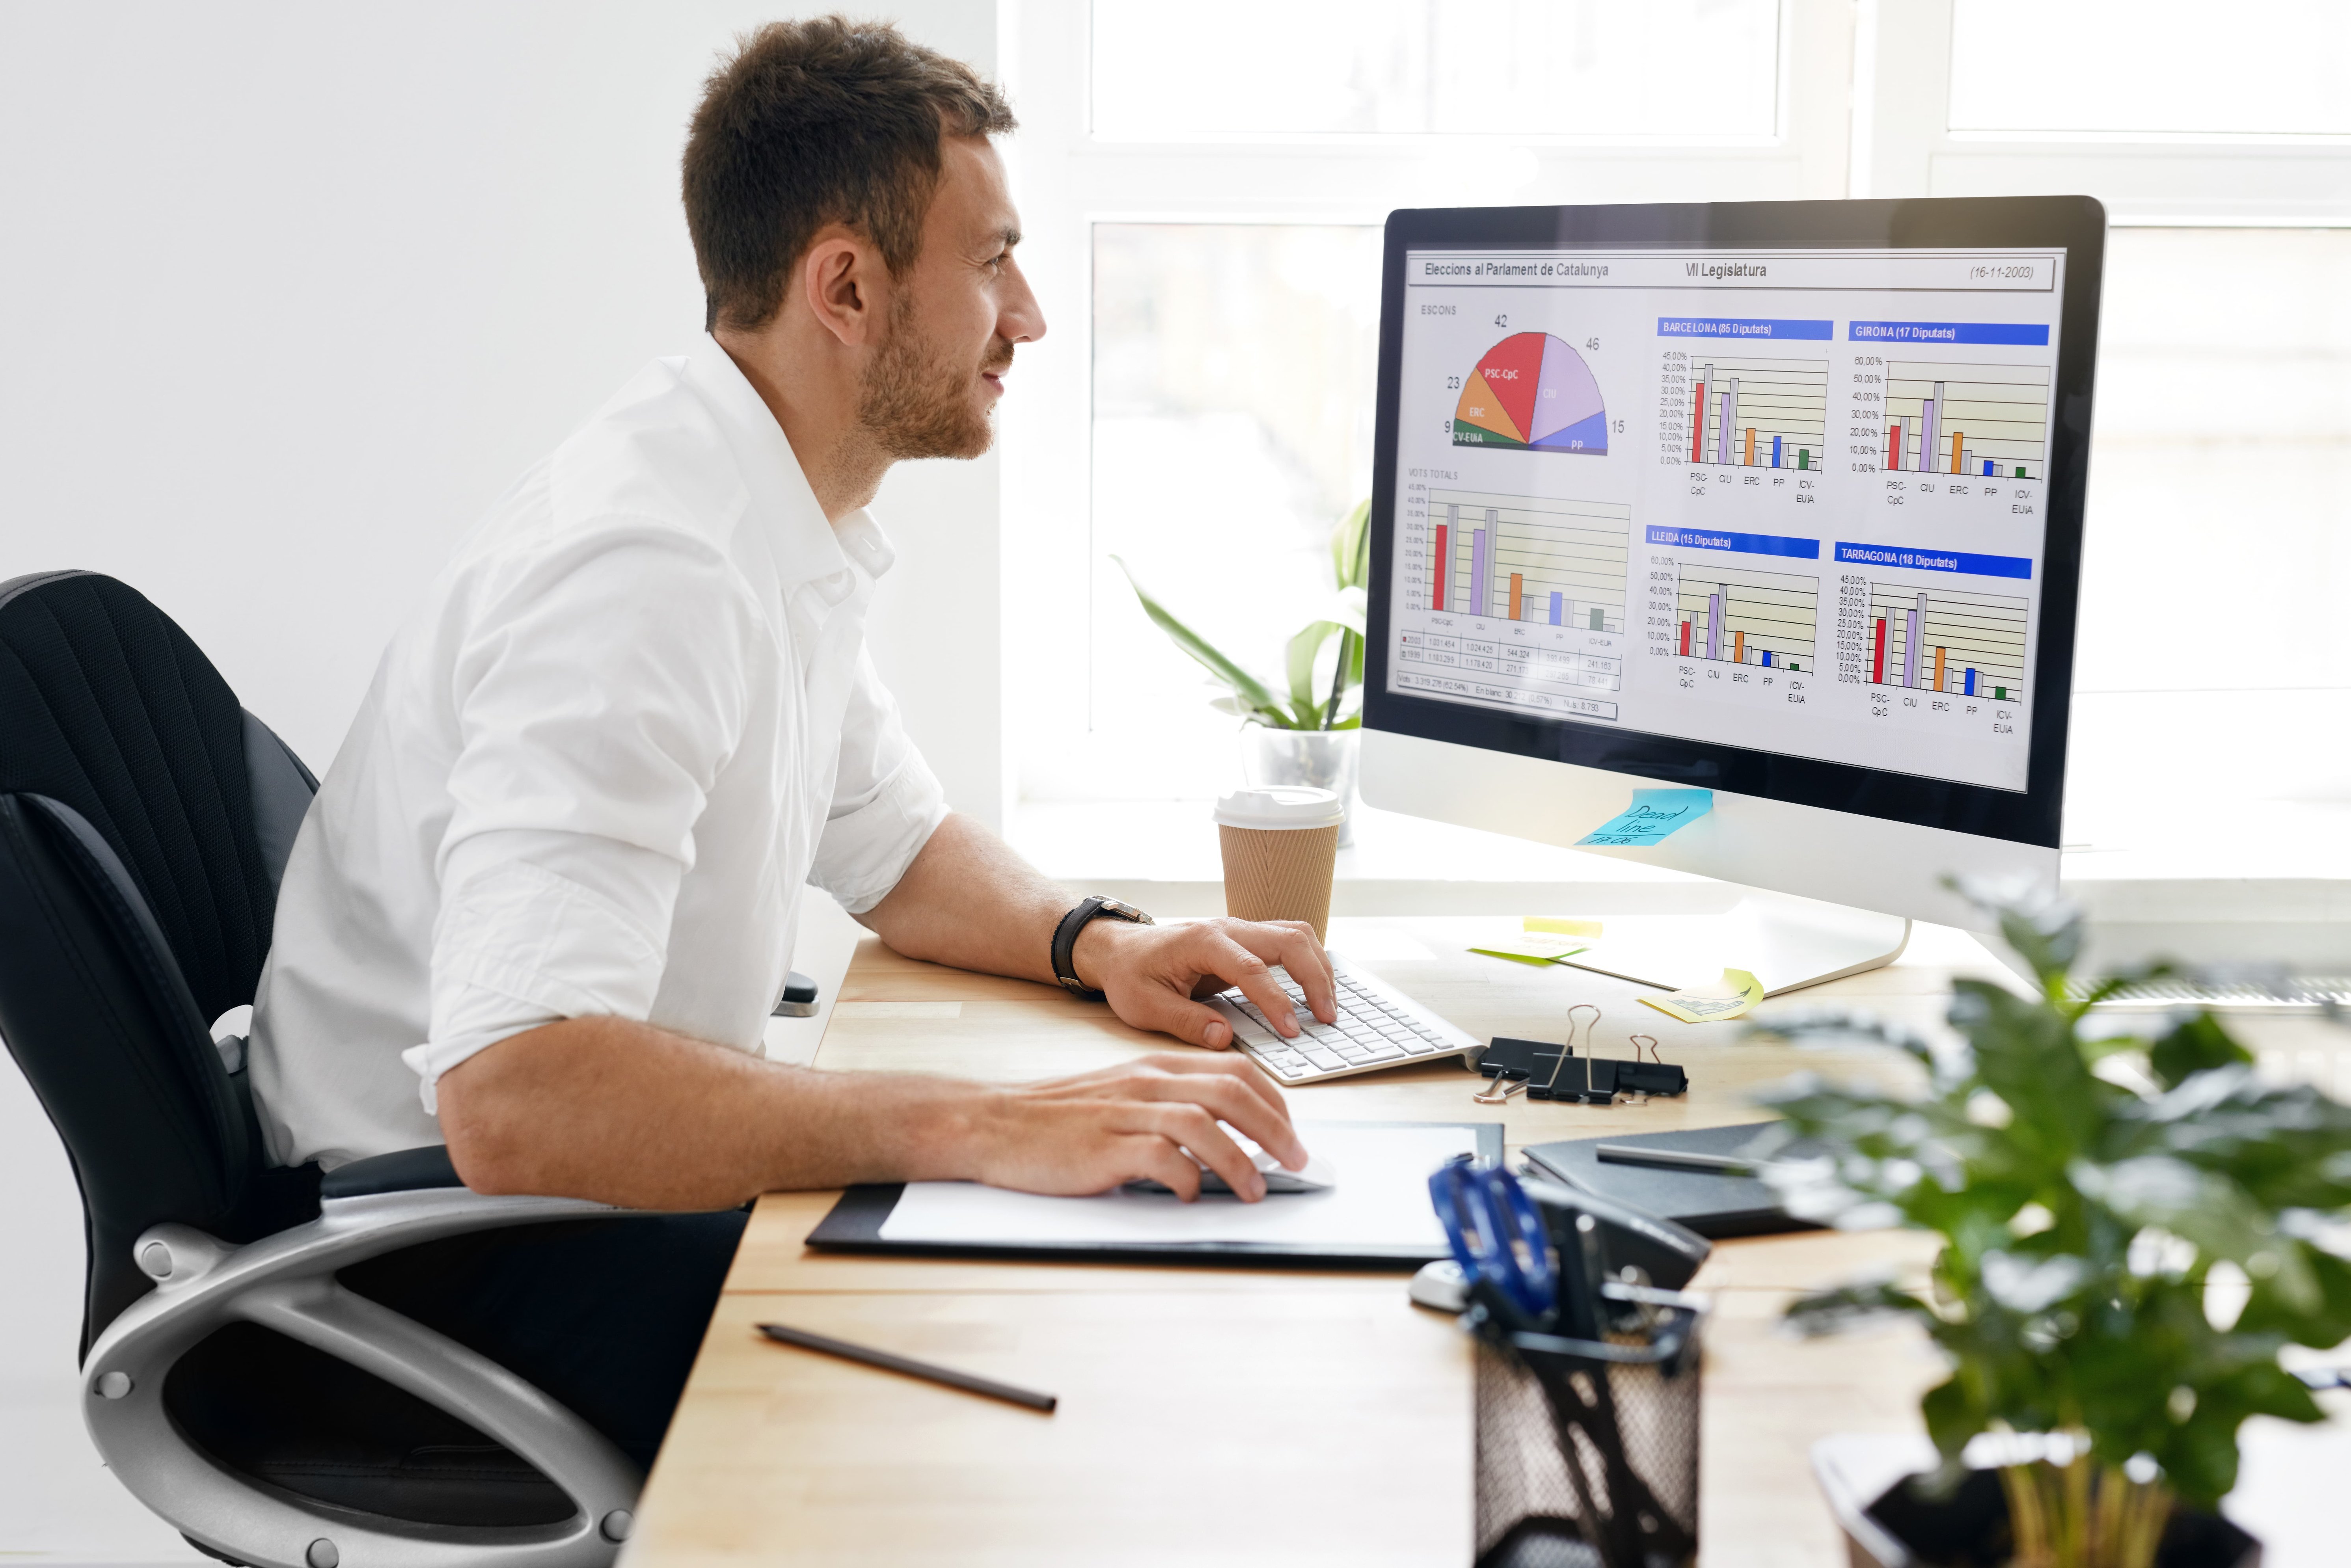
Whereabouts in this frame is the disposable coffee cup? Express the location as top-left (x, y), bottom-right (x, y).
top-left (1214, 786), bottom-right (1343, 941)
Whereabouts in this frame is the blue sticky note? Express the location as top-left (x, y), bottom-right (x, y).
top-left (1576, 789), bottom-right (1713, 847)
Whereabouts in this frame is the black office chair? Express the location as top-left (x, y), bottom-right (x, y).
top-left (0, 571), bottom-right (641, 1568)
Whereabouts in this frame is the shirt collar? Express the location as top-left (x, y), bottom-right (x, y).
top-left (680, 335), bottom-right (898, 605)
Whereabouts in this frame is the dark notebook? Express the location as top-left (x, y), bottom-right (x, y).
top-left (1521, 1121), bottom-right (1823, 1240)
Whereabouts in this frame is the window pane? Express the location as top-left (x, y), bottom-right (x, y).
top-left (2069, 229), bottom-right (2351, 813)
top-left (1091, 225), bottom-right (1381, 747)
top-left (1091, 0), bottom-right (1780, 141)
top-left (1950, 1), bottom-right (2351, 136)
top-left (2078, 229), bottom-right (2351, 693)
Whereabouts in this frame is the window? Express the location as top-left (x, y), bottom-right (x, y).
top-left (1090, 0), bottom-right (1782, 142)
top-left (1090, 224), bottom-right (1380, 746)
top-left (1949, 0), bottom-right (2351, 138)
top-left (1006, 0), bottom-right (2351, 879)
top-left (2066, 228), bottom-right (2351, 842)
top-left (1007, 0), bottom-right (1855, 799)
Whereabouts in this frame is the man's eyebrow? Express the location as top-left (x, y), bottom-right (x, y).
top-left (994, 225), bottom-right (1022, 250)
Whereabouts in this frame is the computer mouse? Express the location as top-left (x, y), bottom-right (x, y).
top-left (1130, 1145), bottom-right (1337, 1196)
top-left (1211, 1148), bottom-right (1337, 1194)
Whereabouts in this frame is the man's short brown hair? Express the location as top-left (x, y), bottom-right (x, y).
top-left (683, 16), bottom-right (1015, 332)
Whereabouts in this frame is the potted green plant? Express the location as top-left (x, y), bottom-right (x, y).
top-left (1757, 883), bottom-right (2351, 1568)
top-left (1115, 500), bottom-right (1369, 841)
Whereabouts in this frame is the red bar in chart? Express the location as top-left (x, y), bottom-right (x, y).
top-left (1679, 619), bottom-right (1691, 655)
top-left (1689, 379), bottom-right (1706, 462)
top-left (1885, 423), bottom-right (1902, 471)
top-left (1872, 616), bottom-right (1887, 683)
top-left (1431, 523), bottom-right (1448, 611)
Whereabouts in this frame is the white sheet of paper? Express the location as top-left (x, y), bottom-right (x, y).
top-left (877, 1122), bottom-right (1480, 1251)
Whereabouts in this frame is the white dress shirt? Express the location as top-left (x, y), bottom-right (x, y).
top-left (249, 337), bottom-right (947, 1171)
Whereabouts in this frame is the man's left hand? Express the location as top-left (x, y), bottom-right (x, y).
top-left (1071, 916), bottom-right (1338, 1050)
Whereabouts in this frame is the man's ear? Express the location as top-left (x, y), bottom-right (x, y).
top-left (800, 230), bottom-right (887, 349)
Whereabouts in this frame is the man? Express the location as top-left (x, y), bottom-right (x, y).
top-left (247, 17), bottom-right (1337, 1469)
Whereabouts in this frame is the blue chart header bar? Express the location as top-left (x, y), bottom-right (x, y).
top-left (1648, 526), bottom-right (1819, 560)
top-left (1836, 542), bottom-right (2032, 579)
top-left (1659, 317), bottom-right (1834, 341)
top-left (1847, 321), bottom-right (2050, 346)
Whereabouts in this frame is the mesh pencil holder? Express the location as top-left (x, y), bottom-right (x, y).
top-left (1468, 1283), bottom-right (1708, 1568)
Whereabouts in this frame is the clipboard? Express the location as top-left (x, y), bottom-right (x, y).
top-left (806, 1120), bottom-right (1503, 1270)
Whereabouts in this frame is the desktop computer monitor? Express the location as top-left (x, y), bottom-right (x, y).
top-left (1360, 197), bottom-right (2105, 993)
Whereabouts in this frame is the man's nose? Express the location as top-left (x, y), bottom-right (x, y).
top-left (1000, 263), bottom-right (1046, 345)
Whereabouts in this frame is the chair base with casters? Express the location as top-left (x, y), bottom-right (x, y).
top-left (85, 1145), bottom-right (652, 1568)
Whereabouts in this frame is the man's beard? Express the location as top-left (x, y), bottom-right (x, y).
top-left (856, 296), bottom-right (1010, 462)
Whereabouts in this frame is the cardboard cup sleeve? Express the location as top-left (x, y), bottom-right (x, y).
top-left (1212, 786), bottom-right (1345, 941)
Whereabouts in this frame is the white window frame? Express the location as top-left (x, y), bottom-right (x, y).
top-left (1854, 0), bottom-right (2351, 222)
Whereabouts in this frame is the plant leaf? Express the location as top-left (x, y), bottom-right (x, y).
top-left (1330, 585), bottom-right (1369, 635)
top-left (2148, 1010), bottom-right (2253, 1091)
top-left (1114, 556), bottom-right (1290, 726)
top-left (1286, 620), bottom-right (1346, 728)
top-left (1331, 499), bottom-right (1371, 592)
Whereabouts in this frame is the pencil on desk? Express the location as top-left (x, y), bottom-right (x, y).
top-left (756, 1321), bottom-right (1059, 1413)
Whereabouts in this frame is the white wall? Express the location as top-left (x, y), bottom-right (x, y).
top-left (0, 4), bottom-right (1004, 1559)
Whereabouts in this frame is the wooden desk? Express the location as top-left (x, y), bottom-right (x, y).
top-left (629, 916), bottom-right (1977, 1567)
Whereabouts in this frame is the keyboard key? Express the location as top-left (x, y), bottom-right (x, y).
top-left (1358, 1042), bottom-right (1407, 1061)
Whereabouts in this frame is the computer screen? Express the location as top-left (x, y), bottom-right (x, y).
top-left (1364, 199), bottom-right (2104, 848)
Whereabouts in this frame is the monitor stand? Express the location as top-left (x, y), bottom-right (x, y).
top-left (1558, 889), bottom-right (1911, 998)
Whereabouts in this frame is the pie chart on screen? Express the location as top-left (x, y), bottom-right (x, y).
top-left (1452, 331), bottom-right (1608, 454)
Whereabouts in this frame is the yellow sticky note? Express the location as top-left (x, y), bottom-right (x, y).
top-left (1524, 916), bottom-right (1604, 938)
top-left (1469, 933), bottom-right (1591, 966)
top-left (1638, 968), bottom-right (1764, 1023)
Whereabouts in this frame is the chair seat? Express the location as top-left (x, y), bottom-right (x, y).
top-left (165, 1322), bottom-right (574, 1529)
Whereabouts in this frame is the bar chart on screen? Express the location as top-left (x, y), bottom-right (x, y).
top-left (1671, 564), bottom-right (1819, 672)
top-left (1685, 356), bottom-right (1829, 471)
top-left (1881, 362), bottom-right (2051, 479)
top-left (1864, 583), bottom-right (2029, 701)
top-left (1426, 488), bottom-right (1630, 630)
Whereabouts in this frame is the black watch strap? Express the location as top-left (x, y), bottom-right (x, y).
top-left (1050, 895), bottom-right (1154, 1001)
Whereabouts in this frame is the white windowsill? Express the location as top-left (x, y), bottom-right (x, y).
top-left (1009, 797), bottom-right (2351, 971)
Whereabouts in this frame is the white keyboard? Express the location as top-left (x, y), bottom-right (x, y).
top-left (1208, 955), bottom-right (1482, 1086)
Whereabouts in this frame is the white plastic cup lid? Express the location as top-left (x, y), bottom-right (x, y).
top-left (1213, 786), bottom-right (1345, 831)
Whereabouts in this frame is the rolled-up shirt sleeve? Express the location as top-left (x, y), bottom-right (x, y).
top-left (809, 646), bottom-right (948, 914)
top-left (400, 523), bottom-right (768, 1108)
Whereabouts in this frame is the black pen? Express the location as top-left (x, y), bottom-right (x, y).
top-left (1595, 1143), bottom-right (1755, 1176)
top-left (756, 1321), bottom-right (1058, 1413)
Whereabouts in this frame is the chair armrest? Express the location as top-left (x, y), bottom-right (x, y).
top-left (84, 1186), bottom-right (643, 1568)
top-left (318, 1143), bottom-right (465, 1198)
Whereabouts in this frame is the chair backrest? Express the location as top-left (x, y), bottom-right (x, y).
top-left (0, 571), bottom-right (322, 1356)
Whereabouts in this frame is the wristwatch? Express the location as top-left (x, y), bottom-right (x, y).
top-left (1049, 895), bottom-right (1155, 1001)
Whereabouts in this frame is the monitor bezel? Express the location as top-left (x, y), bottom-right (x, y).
top-left (1362, 196), bottom-right (2104, 850)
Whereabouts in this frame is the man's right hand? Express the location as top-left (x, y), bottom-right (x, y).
top-left (964, 1051), bottom-right (1305, 1202)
